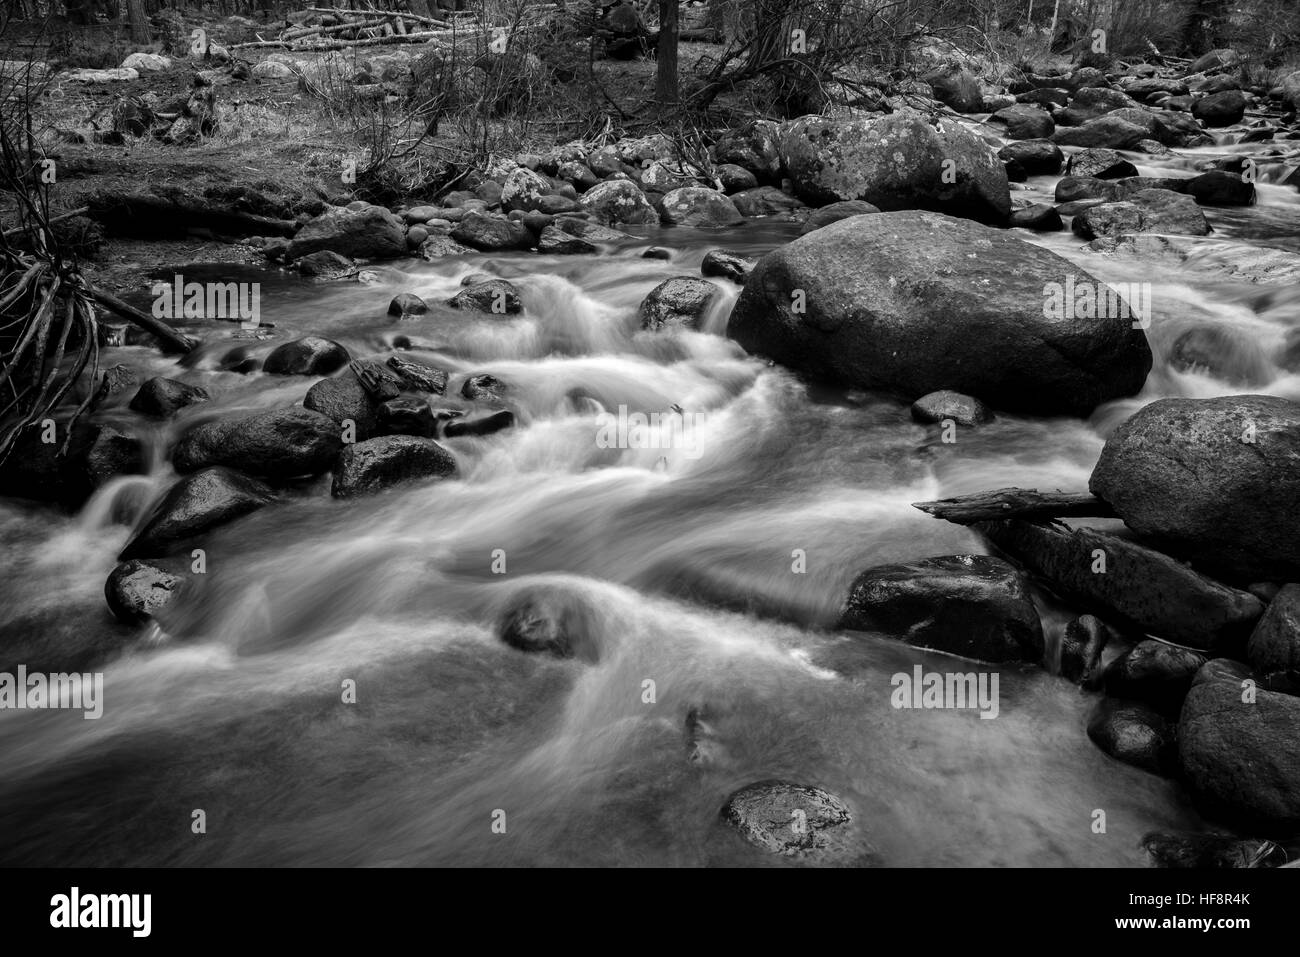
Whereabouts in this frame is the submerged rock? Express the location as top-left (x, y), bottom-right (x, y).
top-left (388, 293), bottom-right (429, 317)
top-left (129, 377), bottom-right (210, 418)
top-left (839, 554), bottom-right (1043, 663)
top-left (448, 279), bottom-right (522, 314)
top-left (1141, 831), bottom-right (1285, 868)
top-left (496, 584), bottom-right (602, 661)
top-left (1060, 614), bottom-right (1109, 685)
top-left (105, 559), bottom-right (185, 624)
top-left (720, 780), bottom-right (854, 857)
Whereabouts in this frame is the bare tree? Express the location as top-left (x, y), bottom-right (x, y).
top-left (656, 0), bottom-right (678, 105)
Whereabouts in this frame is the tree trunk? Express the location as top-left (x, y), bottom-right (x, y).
top-left (127, 0), bottom-right (151, 43)
top-left (656, 0), bottom-right (678, 105)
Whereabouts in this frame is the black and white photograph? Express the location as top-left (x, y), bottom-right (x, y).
top-left (0, 0), bottom-right (1296, 918)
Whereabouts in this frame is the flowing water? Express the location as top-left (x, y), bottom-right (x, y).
top-left (3, 121), bottom-right (1300, 867)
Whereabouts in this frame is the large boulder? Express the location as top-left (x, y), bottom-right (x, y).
top-left (286, 203), bottom-right (407, 260)
top-left (638, 277), bottom-right (720, 331)
top-left (119, 467), bottom-right (274, 559)
top-left (578, 180), bottom-right (659, 226)
top-left (1051, 115), bottom-right (1151, 149)
top-left (777, 110), bottom-right (1010, 225)
top-left (977, 520), bottom-right (1263, 651)
top-left (997, 139), bottom-right (1064, 176)
top-left (1071, 189), bottom-right (1210, 239)
top-left (303, 370), bottom-right (382, 440)
top-left (712, 120), bottom-right (782, 181)
top-left (331, 435), bottom-right (457, 498)
top-left (839, 554), bottom-right (1043, 663)
top-left (450, 212), bottom-right (533, 250)
top-left (1193, 90), bottom-right (1246, 127)
top-left (173, 407), bottom-right (343, 479)
top-left (1089, 395), bottom-right (1300, 581)
top-left (1179, 661), bottom-right (1300, 830)
top-left (925, 65), bottom-right (983, 113)
top-left (729, 185), bottom-right (807, 218)
top-left (726, 211), bottom-right (1152, 416)
top-left (659, 187), bottom-right (744, 227)
top-left (500, 167), bottom-right (552, 212)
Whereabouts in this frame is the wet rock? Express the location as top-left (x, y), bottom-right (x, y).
top-left (639, 277), bottom-right (720, 331)
top-left (294, 250), bottom-right (354, 279)
top-left (303, 370), bottom-right (381, 441)
top-left (978, 519), bottom-right (1262, 651)
top-left (419, 234), bottom-right (474, 259)
top-left (659, 186), bottom-right (744, 227)
top-left (497, 584), bottom-right (601, 661)
top-left (0, 422), bottom-right (139, 505)
top-left (1060, 614), bottom-right (1109, 684)
top-left (549, 215), bottom-right (634, 244)
top-left (729, 185), bottom-right (807, 218)
top-left (1055, 176), bottom-right (1122, 203)
top-left (1168, 326), bottom-right (1268, 386)
top-left (119, 467), bottom-right (274, 559)
top-left (997, 139), bottom-right (1064, 175)
top-left (720, 780), bottom-right (853, 857)
top-left (461, 373), bottom-right (506, 401)
top-left (1188, 171), bottom-right (1255, 206)
top-left (1089, 395), bottom-right (1300, 581)
top-left (443, 409), bottom-right (515, 438)
top-left (450, 212), bottom-right (533, 251)
top-left (386, 355), bottom-right (448, 394)
top-left (378, 396), bottom-right (438, 437)
top-left (727, 210), bottom-right (1152, 416)
top-left (173, 407), bottom-right (343, 479)
top-left (798, 200), bottom-right (881, 234)
top-left (1193, 90), bottom-right (1246, 127)
top-left (1071, 189), bottom-right (1210, 239)
top-left (1008, 203), bottom-right (1063, 231)
top-left (448, 279), bottom-right (522, 315)
top-left (388, 293), bottom-right (429, 317)
top-left (104, 559), bottom-right (184, 624)
top-left (1141, 831), bottom-right (1285, 868)
top-left (286, 203), bottom-right (406, 260)
top-left (991, 103), bottom-right (1055, 139)
top-left (537, 224), bottom-right (596, 254)
top-left (92, 364), bottom-right (138, 407)
top-left (700, 248), bottom-right (754, 283)
top-left (1179, 660), bottom-right (1300, 829)
top-left (642, 246), bottom-right (672, 260)
top-left (839, 554), bottom-right (1043, 663)
top-left (578, 179), bottom-right (659, 226)
top-left (778, 110), bottom-right (1010, 224)
top-left (84, 426), bottom-right (144, 490)
top-left (910, 390), bottom-right (993, 426)
top-left (1067, 148), bottom-right (1138, 179)
top-left (1087, 699), bottom-right (1176, 776)
top-left (262, 336), bottom-right (350, 376)
top-left (1104, 640), bottom-right (1208, 715)
top-left (1248, 584), bottom-right (1300, 694)
top-left (331, 434), bottom-right (456, 498)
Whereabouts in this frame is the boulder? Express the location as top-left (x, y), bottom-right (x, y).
top-left (500, 167), bottom-right (552, 212)
top-left (715, 163), bottom-right (758, 193)
top-left (497, 583), bottom-right (601, 661)
top-left (1052, 115), bottom-right (1150, 149)
top-left (910, 390), bottom-right (993, 426)
top-left (331, 434), bottom-right (457, 498)
top-left (461, 373), bottom-right (506, 402)
top-left (450, 211), bottom-right (533, 250)
top-left (712, 120), bottom-right (782, 181)
top-left (1248, 584), bottom-right (1300, 694)
top-left (926, 65), bottom-right (983, 112)
top-left (997, 139), bottom-right (1064, 175)
top-left (262, 336), bottom-right (350, 376)
top-left (1179, 661), bottom-right (1300, 829)
top-left (729, 185), bottom-right (807, 218)
top-left (1188, 170), bottom-right (1254, 206)
top-left (537, 224), bottom-right (596, 254)
top-left (1071, 189), bottom-right (1210, 239)
top-left (777, 110), bottom-right (1010, 224)
top-left (659, 187), bottom-right (744, 226)
top-left (578, 180), bottom-right (659, 226)
top-left (977, 519), bottom-right (1263, 651)
top-left (1089, 395), bottom-right (1300, 581)
top-left (1060, 614), bottom-right (1109, 684)
top-left (286, 203), bottom-right (406, 260)
top-left (700, 249), bottom-right (755, 283)
top-left (448, 279), bottom-right (522, 314)
top-left (990, 104), bottom-right (1055, 139)
top-left (303, 371), bottom-right (381, 440)
top-left (173, 407), bottom-right (343, 479)
top-left (638, 277), bottom-right (720, 331)
top-left (119, 467), bottom-right (274, 559)
top-left (1066, 148), bottom-right (1138, 179)
top-left (1141, 831), bottom-right (1285, 868)
top-left (1193, 90), bottom-right (1246, 127)
top-left (726, 211), bottom-right (1152, 416)
top-left (443, 410), bottom-right (515, 438)
top-left (1008, 204), bottom-right (1063, 231)
top-left (798, 200), bottom-right (881, 234)
top-left (1103, 639), bottom-right (1208, 715)
top-left (387, 293), bottom-right (429, 317)
top-left (839, 554), bottom-right (1043, 663)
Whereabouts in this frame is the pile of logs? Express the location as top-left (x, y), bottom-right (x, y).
top-left (232, 5), bottom-right (560, 54)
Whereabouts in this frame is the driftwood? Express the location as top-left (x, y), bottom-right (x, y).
top-left (87, 286), bottom-right (195, 354)
top-left (912, 487), bottom-right (1116, 525)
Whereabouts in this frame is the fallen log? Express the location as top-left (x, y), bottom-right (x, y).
top-left (85, 190), bottom-right (298, 241)
top-left (912, 487), bottom-right (1116, 525)
top-left (2, 206), bottom-right (91, 240)
top-left (85, 285), bottom-right (196, 354)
